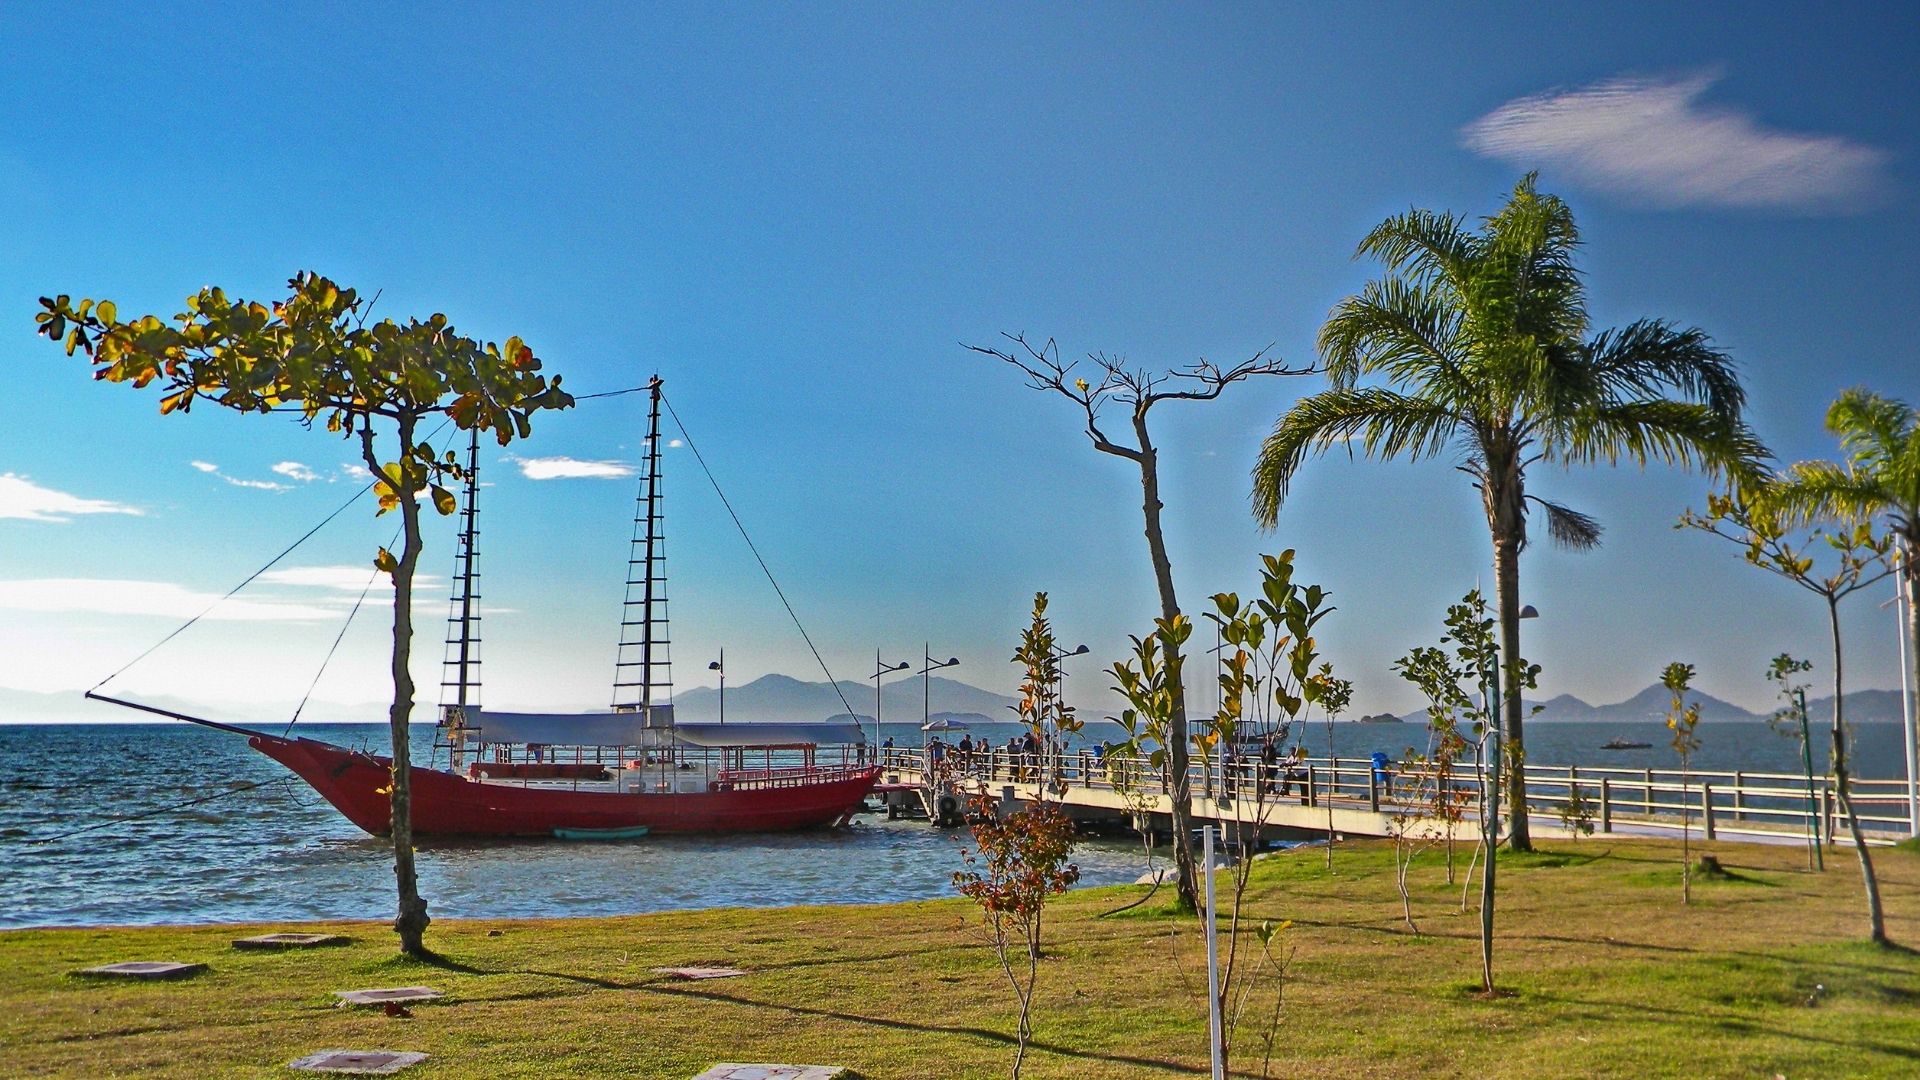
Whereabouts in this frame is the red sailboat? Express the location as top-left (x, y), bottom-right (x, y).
top-left (99, 376), bottom-right (880, 837)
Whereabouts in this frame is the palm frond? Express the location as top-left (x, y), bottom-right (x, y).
top-left (1585, 319), bottom-right (1745, 421)
top-left (1766, 459), bottom-right (1894, 528)
top-left (1552, 399), bottom-right (1770, 475)
top-left (1354, 208), bottom-right (1476, 292)
top-left (1826, 387), bottom-right (1912, 460)
top-left (1316, 277), bottom-right (1470, 396)
top-left (1251, 388), bottom-right (1462, 527)
top-left (1529, 496), bottom-right (1603, 550)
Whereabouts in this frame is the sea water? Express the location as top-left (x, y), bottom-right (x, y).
top-left (1, 718), bottom-right (1911, 928)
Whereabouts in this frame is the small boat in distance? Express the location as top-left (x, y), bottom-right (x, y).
top-left (98, 376), bottom-right (881, 837)
top-left (1600, 738), bottom-right (1653, 751)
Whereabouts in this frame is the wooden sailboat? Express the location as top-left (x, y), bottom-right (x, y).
top-left (104, 376), bottom-right (881, 837)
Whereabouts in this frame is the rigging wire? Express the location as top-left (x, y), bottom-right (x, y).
top-left (284, 526), bottom-right (400, 737)
top-left (659, 390), bottom-right (865, 727)
top-left (89, 415), bottom-right (455, 696)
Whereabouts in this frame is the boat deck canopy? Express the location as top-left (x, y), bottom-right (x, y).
top-left (672, 722), bottom-right (867, 748)
top-left (454, 707), bottom-right (864, 749)
top-left (461, 707), bottom-right (671, 746)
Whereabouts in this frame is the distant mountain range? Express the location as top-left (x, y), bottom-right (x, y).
top-left (673, 674), bottom-right (1018, 724)
top-left (1397, 685), bottom-right (1913, 726)
top-left (2, 674), bottom-right (1909, 729)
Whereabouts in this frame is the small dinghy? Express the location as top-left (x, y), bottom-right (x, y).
top-left (552, 825), bottom-right (652, 841)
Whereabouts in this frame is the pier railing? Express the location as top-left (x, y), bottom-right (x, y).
top-left (880, 746), bottom-right (1912, 844)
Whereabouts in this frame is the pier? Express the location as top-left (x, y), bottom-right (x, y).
top-left (874, 747), bottom-right (1913, 846)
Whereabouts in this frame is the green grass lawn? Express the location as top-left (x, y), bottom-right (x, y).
top-left (5, 837), bottom-right (1917, 1078)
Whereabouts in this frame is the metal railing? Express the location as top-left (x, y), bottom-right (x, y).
top-left (884, 746), bottom-right (1913, 843)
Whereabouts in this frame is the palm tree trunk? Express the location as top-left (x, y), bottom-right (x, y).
top-left (1827, 596), bottom-right (1886, 945)
top-left (1133, 422), bottom-right (1198, 914)
top-left (368, 416), bottom-right (432, 957)
top-left (1492, 522), bottom-right (1531, 852)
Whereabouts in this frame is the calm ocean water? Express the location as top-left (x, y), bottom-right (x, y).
top-left (1, 718), bottom-right (1911, 929)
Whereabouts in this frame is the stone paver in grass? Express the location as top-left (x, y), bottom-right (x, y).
top-left (234, 933), bottom-right (351, 951)
top-left (653, 966), bottom-right (747, 980)
top-left (332, 987), bottom-right (443, 1008)
top-left (73, 961), bottom-right (207, 981)
top-left (691, 1066), bottom-right (851, 1080)
top-left (288, 1049), bottom-right (428, 1075)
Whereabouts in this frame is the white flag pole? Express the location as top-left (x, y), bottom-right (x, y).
top-left (1204, 824), bottom-right (1223, 1080)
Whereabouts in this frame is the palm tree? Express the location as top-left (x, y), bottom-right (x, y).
top-left (1250, 175), bottom-right (1762, 850)
top-left (1769, 389), bottom-right (1920, 763)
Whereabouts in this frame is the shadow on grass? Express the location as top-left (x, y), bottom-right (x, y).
top-left (1529, 986), bottom-right (1920, 1062)
top-left (642, 981), bottom-right (1211, 1076)
top-left (390, 949), bottom-right (1209, 1075)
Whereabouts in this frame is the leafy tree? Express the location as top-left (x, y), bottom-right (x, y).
top-left (1680, 489), bottom-right (1894, 943)
top-left (1315, 668), bottom-right (1354, 868)
top-left (953, 800), bottom-right (1079, 1079)
top-left (1250, 175), bottom-right (1762, 851)
top-left (1194, 551), bottom-right (1334, 1070)
top-left (1395, 590), bottom-right (1534, 991)
top-left (1660, 662), bottom-right (1704, 904)
top-left (1765, 653), bottom-right (1822, 870)
top-left (36, 275), bottom-right (572, 956)
top-left (1392, 644), bottom-right (1474, 883)
top-left (1009, 592), bottom-right (1082, 794)
top-left (1767, 389), bottom-right (1920, 786)
top-left (974, 333), bottom-right (1307, 908)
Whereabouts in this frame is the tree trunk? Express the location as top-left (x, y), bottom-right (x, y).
top-left (367, 416), bottom-right (432, 957)
top-left (1827, 597), bottom-right (1887, 945)
top-left (1133, 420), bottom-right (1198, 914)
top-left (1491, 519), bottom-right (1531, 852)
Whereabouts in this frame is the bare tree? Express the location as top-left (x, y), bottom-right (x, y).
top-left (970, 333), bottom-right (1308, 912)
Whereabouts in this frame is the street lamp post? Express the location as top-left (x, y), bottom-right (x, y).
top-left (872, 651), bottom-right (910, 763)
top-left (707, 650), bottom-right (725, 725)
top-left (1046, 643), bottom-right (1089, 787)
top-left (920, 644), bottom-right (960, 754)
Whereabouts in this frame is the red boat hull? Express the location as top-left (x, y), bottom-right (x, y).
top-left (248, 734), bottom-right (881, 838)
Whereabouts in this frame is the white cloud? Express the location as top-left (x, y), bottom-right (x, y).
top-left (0, 578), bottom-right (343, 621)
top-left (259, 565), bottom-right (439, 591)
top-left (189, 460), bottom-right (290, 492)
top-left (221, 476), bottom-right (290, 491)
top-left (0, 474), bottom-right (143, 523)
top-left (667, 439), bottom-right (684, 448)
top-left (271, 461), bottom-right (319, 483)
top-left (510, 455), bottom-right (637, 480)
top-left (1462, 72), bottom-right (1889, 211)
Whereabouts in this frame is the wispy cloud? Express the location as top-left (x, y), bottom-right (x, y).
top-left (509, 455), bottom-right (637, 480)
top-left (189, 460), bottom-right (290, 491)
top-left (1462, 72), bottom-right (1889, 211)
top-left (0, 474), bottom-right (143, 523)
top-left (0, 578), bottom-right (343, 621)
top-left (259, 565), bottom-right (439, 591)
top-left (271, 461), bottom-right (319, 483)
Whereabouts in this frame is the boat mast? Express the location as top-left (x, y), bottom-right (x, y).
top-left (613, 376), bottom-right (672, 724)
top-left (438, 425), bottom-right (483, 769)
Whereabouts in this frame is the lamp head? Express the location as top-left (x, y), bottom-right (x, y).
top-left (708, 661), bottom-right (723, 671)
top-left (1519, 605), bottom-right (1540, 620)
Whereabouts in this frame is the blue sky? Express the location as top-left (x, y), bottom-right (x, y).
top-left (1, 2), bottom-right (1915, 720)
